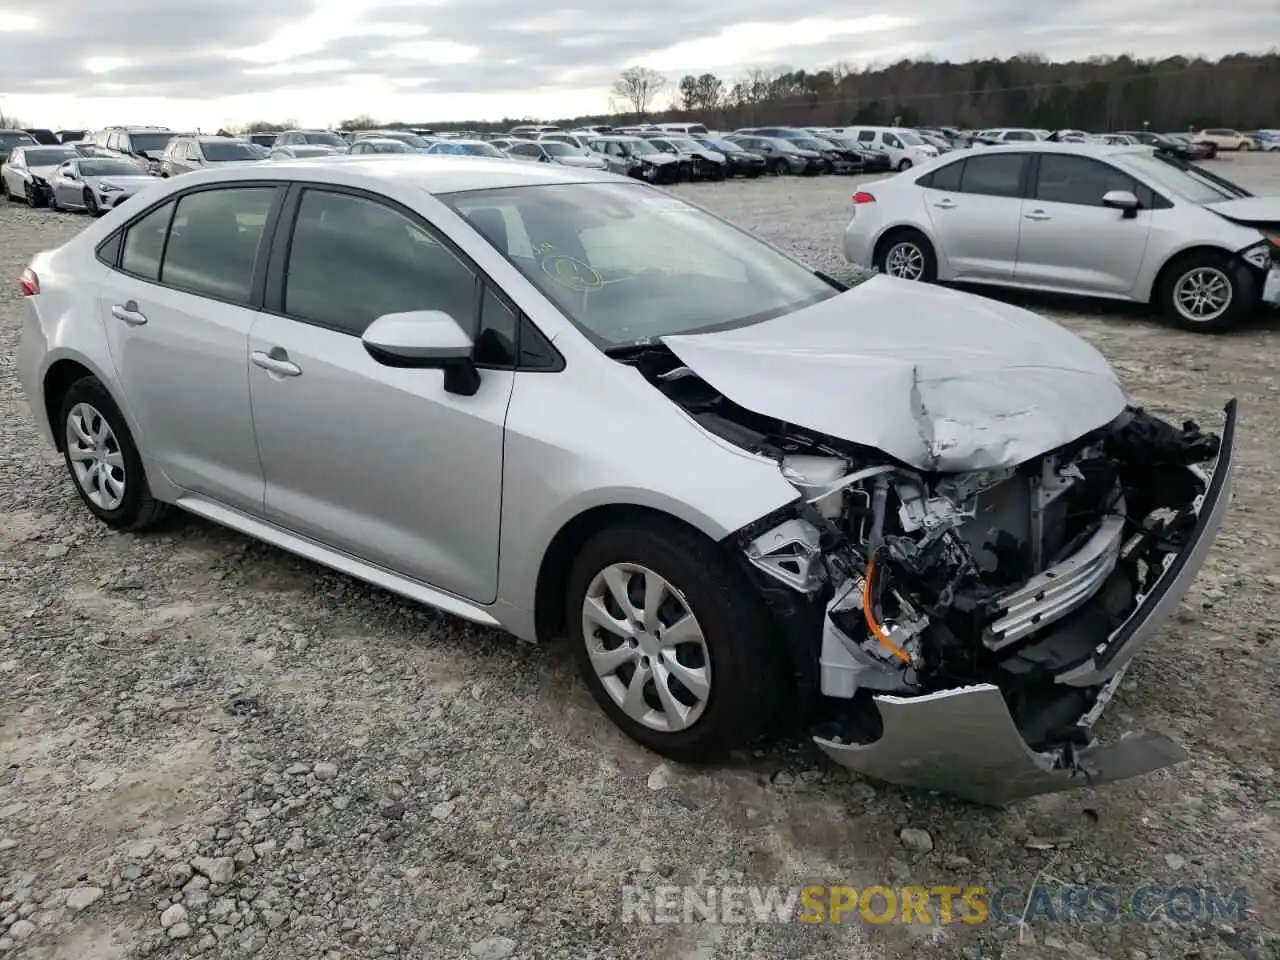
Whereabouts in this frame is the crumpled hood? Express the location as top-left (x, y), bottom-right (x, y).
top-left (28, 164), bottom-right (63, 179)
top-left (660, 275), bottom-right (1128, 472)
top-left (1203, 196), bottom-right (1280, 225)
top-left (554, 154), bottom-right (607, 167)
top-left (87, 175), bottom-right (156, 189)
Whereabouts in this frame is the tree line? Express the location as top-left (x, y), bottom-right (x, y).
top-left (6, 51), bottom-right (1275, 137)
top-left (333, 51), bottom-right (1278, 135)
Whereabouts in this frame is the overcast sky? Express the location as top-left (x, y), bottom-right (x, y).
top-left (0, 0), bottom-right (1275, 129)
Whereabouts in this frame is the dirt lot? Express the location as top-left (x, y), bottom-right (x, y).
top-left (1, 153), bottom-right (1278, 960)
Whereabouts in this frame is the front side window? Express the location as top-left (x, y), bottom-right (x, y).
top-left (958, 153), bottom-right (1025, 198)
top-left (443, 181), bottom-right (840, 349)
top-left (282, 189), bottom-right (478, 336)
top-left (1034, 154), bottom-right (1140, 206)
top-left (158, 187), bottom-right (276, 302)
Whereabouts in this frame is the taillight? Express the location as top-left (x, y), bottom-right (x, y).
top-left (853, 191), bottom-right (876, 205)
top-left (19, 267), bottom-right (39, 297)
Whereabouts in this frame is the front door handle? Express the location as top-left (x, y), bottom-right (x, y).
top-left (932, 199), bottom-right (956, 209)
top-left (1024, 210), bottom-right (1051, 221)
top-left (251, 350), bottom-right (302, 377)
top-left (110, 301), bottom-right (147, 326)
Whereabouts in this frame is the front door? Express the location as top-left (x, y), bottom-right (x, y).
top-left (1013, 153), bottom-right (1153, 295)
top-left (98, 184), bottom-right (279, 511)
top-left (247, 186), bottom-right (512, 603)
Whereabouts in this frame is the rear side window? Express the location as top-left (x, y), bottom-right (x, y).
top-left (857, 131), bottom-right (874, 142)
top-left (159, 187), bottom-right (276, 303)
top-left (282, 188), bottom-right (479, 337)
top-left (120, 200), bottom-right (175, 280)
top-left (920, 159), bottom-right (964, 191)
top-left (959, 154), bottom-right (1025, 198)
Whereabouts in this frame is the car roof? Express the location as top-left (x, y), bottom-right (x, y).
top-left (148, 154), bottom-right (613, 194)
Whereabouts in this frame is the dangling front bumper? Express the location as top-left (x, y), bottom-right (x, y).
top-left (814, 399), bottom-right (1237, 806)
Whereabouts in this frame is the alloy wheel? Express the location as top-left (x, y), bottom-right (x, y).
top-left (65, 402), bottom-right (126, 510)
top-left (1172, 267), bottom-right (1233, 323)
top-left (580, 562), bottom-right (711, 733)
top-left (884, 241), bottom-right (926, 280)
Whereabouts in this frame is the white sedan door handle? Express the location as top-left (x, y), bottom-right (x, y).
top-left (110, 301), bottom-right (148, 326)
top-left (1024, 210), bottom-right (1051, 221)
top-left (932, 199), bottom-right (956, 209)
top-left (251, 350), bottom-right (302, 377)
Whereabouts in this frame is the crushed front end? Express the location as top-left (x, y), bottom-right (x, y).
top-left (732, 402), bottom-right (1236, 804)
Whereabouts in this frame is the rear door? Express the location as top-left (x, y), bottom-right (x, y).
top-left (921, 152), bottom-right (1029, 281)
top-left (1013, 152), bottom-right (1154, 295)
top-left (97, 183), bottom-right (283, 511)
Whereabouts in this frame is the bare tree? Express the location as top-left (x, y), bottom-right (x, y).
top-left (339, 114), bottom-right (379, 131)
top-left (0, 105), bottom-right (25, 129)
top-left (241, 119), bottom-right (293, 134)
top-left (612, 66), bottom-right (667, 116)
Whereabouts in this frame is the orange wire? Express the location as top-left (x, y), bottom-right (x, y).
top-left (862, 556), bottom-right (912, 664)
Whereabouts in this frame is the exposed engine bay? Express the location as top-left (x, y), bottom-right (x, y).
top-left (620, 344), bottom-right (1237, 804)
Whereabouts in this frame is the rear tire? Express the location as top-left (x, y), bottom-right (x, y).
top-left (1155, 251), bottom-right (1257, 333)
top-left (57, 377), bottom-right (172, 532)
top-left (566, 521), bottom-right (783, 763)
top-left (873, 228), bottom-right (938, 282)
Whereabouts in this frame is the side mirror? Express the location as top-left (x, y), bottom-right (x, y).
top-left (1101, 189), bottom-right (1140, 218)
top-left (361, 310), bottom-right (480, 396)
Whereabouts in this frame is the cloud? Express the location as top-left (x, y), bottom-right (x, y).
top-left (0, 0), bottom-right (1275, 127)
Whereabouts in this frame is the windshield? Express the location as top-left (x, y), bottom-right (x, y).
top-left (71, 143), bottom-right (112, 156)
top-left (371, 140), bottom-right (412, 152)
top-left (626, 139), bottom-right (659, 156)
top-left (0, 131), bottom-right (34, 146)
top-left (26, 148), bottom-right (76, 166)
top-left (460, 142), bottom-right (505, 157)
top-left (304, 132), bottom-right (347, 147)
top-left (705, 138), bottom-right (741, 153)
top-left (540, 141), bottom-right (579, 156)
top-left (1115, 153), bottom-right (1244, 203)
top-left (79, 158), bottom-right (143, 177)
top-left (670, 137), bottom-right (703, 151)
top-left (792, 138), bottom-right (825, 151)
top-left (380, 132), bottom-right (430, 148)
top-left (897, 132), bottom-right (925, 146)
top-left (201, 141), bottom-right (260, 162)
top-left (443, 182), bottom-right (837, 348)
top-left (129, 133), bottom-right (177, 153)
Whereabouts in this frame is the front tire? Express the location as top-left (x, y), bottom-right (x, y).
top-left (896, 158), bottom-right (913, 172)
top-left (84, 189), bottom-right (101, 216)
top-left (1155, 251), bottom-right (1257, 333)
top-left (873, 228), bottom-right (938, 282)
top-left (772, 158), bottom-right (789, 176)
top-left (24, 182), bottom-right (40, 207)
top-left (58, 377), bottom-right (171, 531)
top-left (566, 522), bottom-right (782, 763)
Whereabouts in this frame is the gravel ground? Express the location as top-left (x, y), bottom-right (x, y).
top-left (2, 154), bottom-right (1279, 960)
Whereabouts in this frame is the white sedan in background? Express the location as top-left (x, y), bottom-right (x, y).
top-left (842, 141), bottom-right (1280, 332)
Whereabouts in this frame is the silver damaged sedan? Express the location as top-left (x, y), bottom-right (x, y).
top-left (16, 157), bottom-right (1236, 805)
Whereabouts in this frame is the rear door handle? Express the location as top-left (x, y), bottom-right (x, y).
top-left (1024, 211), bottom-right (1051, 221)
top-left (251, 350), bottom-right (302, 377)
top-left (932, 199), bottom-right (956, 209)
top-left (110, 301), bottom-right (147, 326)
